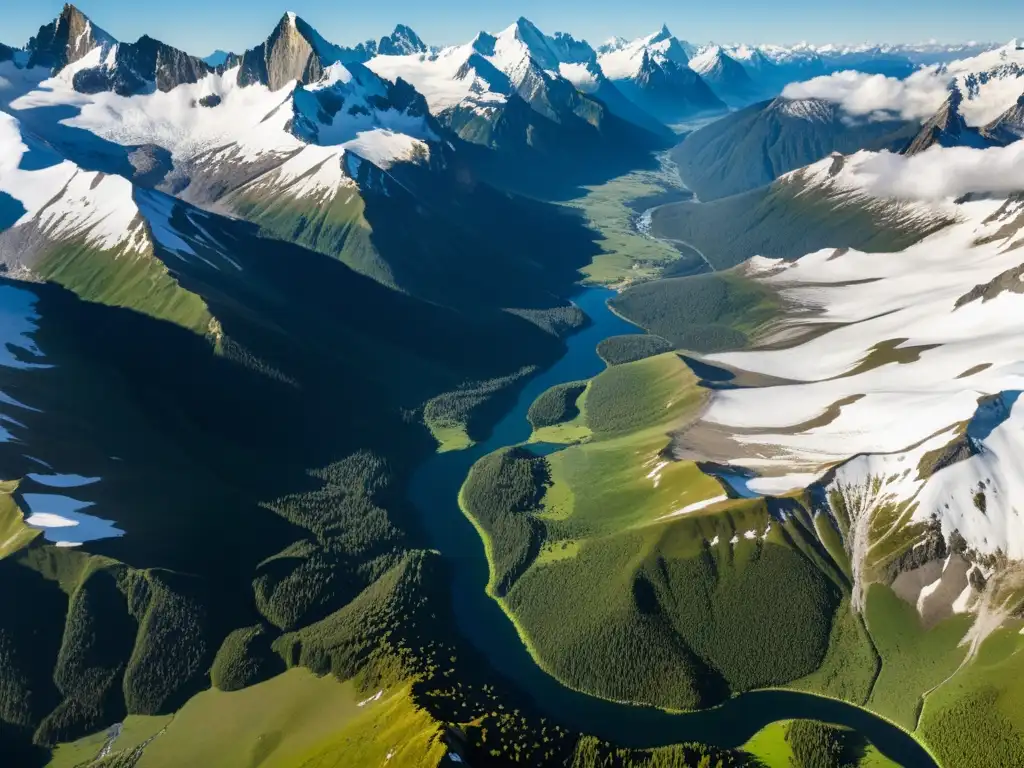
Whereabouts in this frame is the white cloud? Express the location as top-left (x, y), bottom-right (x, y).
top-left (840, 142), bottom-right (1024, 200)
top-left (782, 68), bottom-right (951, 122)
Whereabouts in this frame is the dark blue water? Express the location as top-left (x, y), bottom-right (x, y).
top-left (0, 192), bottom-right (25, 232)
top-left (409, 288), bottom-right (938, 767)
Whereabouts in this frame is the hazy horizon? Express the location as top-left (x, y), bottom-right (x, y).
top-left (5, 0), bottom-right (1021, 59)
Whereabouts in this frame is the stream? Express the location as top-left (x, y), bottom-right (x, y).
top-left (408, 290), bottom-right (939, 765)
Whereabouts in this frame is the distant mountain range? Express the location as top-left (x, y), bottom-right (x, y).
top-left (675, 40), bottom-right (1024, 199)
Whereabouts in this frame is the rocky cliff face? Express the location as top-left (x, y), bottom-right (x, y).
top-left (983, 91), bottom-right (1024, 144)
top-left (238, 13), bottom-right (327, 91)
top-left (73, 35), bottom-right (212, 96)
top-left (377, 25), bottom-right (428, 56)
top-left (27, 3), bottom-right (114, 72)
top-left (904, 85), bottom-right (991, 154)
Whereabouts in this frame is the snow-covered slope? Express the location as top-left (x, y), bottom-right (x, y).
top-left (904, 85), bottom-right (994, 154)
top-left (3, 7), bottom-right (440, 208)
top-left (946, 41), bottom-right (1024, 126)
top-left (0, 111), bottom-right (147, 259)
top-left (367, 17), bottom-right (672, 144)
top-left (595, 26), bottom-right (725, 124)
top-left (596, 25), bottom-right (693, 81)
top-left (984, 92), bottom-right (1024, 143)
top-left (678, 144), bottom-right (1024, 575)
top-left (689, 45), bottom-right (759, 103)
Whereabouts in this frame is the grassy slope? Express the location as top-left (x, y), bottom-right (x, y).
top-left (464, 353), bottom-right (848, 710)
top-left (35, 240), bottom-right (211, 335)
top-left (0, 481), bottom-right (39, 559)
top-left (742, 721), bottom-right (900, 768)
top-left (918, 626), bottom-right (1024, 768)
top-left (48, 669), bottom-right (446, 768)
top-left (863, 585), bottom-right (970, 731)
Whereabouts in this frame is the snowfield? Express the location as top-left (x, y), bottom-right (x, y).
top-left (685, 147), bottom-right (1024, 561)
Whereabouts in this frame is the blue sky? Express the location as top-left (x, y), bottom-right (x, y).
top-left (7, 0), bottom-right (1024, 57)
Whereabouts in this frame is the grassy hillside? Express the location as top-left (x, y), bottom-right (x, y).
top-left (918, 625), bottom-right (1024, 768)
top-left (33, 239), bottom-right (211, 336)
top-left (648, 181), bottom-right (953, 271)
top-left (462, 353), bottom-right (851, 710)
top-left (48, 670), bottom-right (447, 768)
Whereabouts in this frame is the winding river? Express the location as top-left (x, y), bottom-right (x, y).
top-left (409, 289), bottom-right (939, 766)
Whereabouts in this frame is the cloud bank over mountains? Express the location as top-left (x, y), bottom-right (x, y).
top-left (782, 68), bottom-right (951, 121)
top-left (821, 141), bottom-right (1024, 201)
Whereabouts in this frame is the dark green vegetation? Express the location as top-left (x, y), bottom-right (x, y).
top-left (506, 515), bottom-right (844, 710)
top-left (610, 273), bottom-right (777, 352)
top-left (0, 174), bottom-right (671, 766)
top-left (572, 735), bottom-right (742, 767)
top-left (209, 625), bottom-right (284, 692)
top-left (223, 159), bottom-right (602, 310)
top-left (673, 101), bottom-right (917, 201)
top-left (648, 182), bottom-right (953, 271)
top-left (528, 381), bottom-right (589, 429)
top-left (862, 585), bottom-right (971, 730)
top-left (785, 720), bottom-right (860, 768)
top-left (597, 334), bottom-right (675, 365)
top-left (461, 448), bottom-right (551, 596)
top-left (919, 626), bottom-right (1024, 768)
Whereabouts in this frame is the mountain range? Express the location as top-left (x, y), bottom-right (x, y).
top-left (674, 40), bottom-right (1024, 200)
top-left (3, 4), bottom-right (1024, 768)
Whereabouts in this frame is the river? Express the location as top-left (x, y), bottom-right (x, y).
top-left (409, 291), bottom-right (939, 766)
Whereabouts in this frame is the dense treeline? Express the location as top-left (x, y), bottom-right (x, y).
top-left (210, 625), bottom-right (283, 692)
top-left (597, 335), bottom-right (674, 365)
top-left (0, 560), bottom-right (65, 733)
top-left (920, 688), bottom-right (1024, 768)
top-left (573, 735), bottom-right (743, 767)
top-left (272, 552), bottom-right (439, 691)
top-left (506, 534), bottom-right (709, 710)
top-left (506, 305), bottom-right (589, 339)
top-left (528, 381), bottom-right (588, 429)
top-left (584, 362), bottom-right (663, 435)
top-left (461, 448), bottom-right (551, 596)
top-left (651, 546), bottom-right (839, 692)
top-left (610, 274), bottom-right (775, 353)
top-left (507, 532), bottom-right (840, 709)
top-left (37, 567), bottom-right (137, 744)
top-left (425, 366), bottom-right (537, 443)
top-left (785, 720), bottom-right (850, 768)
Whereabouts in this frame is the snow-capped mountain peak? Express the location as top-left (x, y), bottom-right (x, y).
top-left (27, 4), bottom-right (115, 73)
top-left (596, 26), bottom-right (692, 81)
top-left (377, 25), bottom-right (428, 56)
top-left (689, 45), bottom-right (727, 75)
top-left (491, 17), bottom-right (563, 81)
